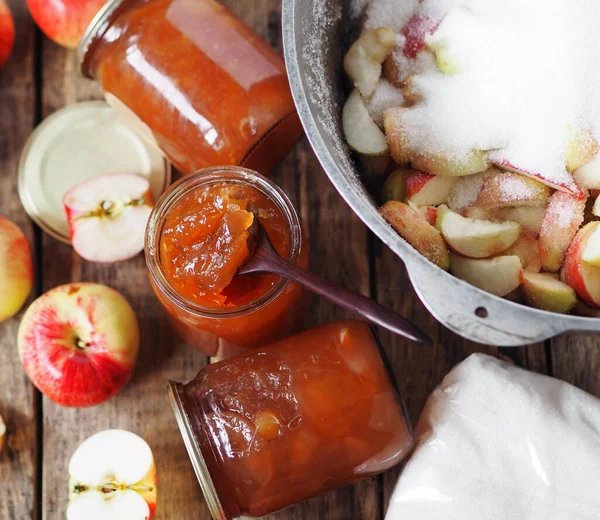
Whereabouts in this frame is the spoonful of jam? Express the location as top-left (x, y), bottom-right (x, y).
top-left (237, 209), bottom-right (432, 345)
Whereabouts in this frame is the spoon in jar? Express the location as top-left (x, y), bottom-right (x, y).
top-left (236, 211), bottom-right (432, 345)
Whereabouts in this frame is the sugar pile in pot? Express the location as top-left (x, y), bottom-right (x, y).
top-left (354, 0), bottom-right (600, 193)
top-left (386, 354), bottom-right (600, 519)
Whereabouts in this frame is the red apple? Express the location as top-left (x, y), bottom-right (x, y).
top-left (563, 222), bottom-right (600, 307)
top-left (0, 217), bottom-right (33, 322)
top-left (405, 171), bottom-right (455, 206)
top-left (539, 191), bottom-right (586, 272)
top-left (0, 0), bottom-right (15, 68)
top-left (18, 283), bottom-right (140, 407)
top-left (27, 0), bottom-right (106, 49)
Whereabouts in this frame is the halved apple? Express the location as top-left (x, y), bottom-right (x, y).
top-left (436, 205), bottom-right (520, 259)
top-left (566, 128), bottom-right (599, 173)
top-left (504, 233), bottom-right (541, 272)
top-left (563, 222), bottom-right (600, 307)
top-left (67, 430), bottom-right (157, 520)
top-left (344, 27), bottom-right (396, 97)
top-left (406, 171), bottom-right (455, 206)
top-left (521, 272), bottom-right (577, 314)
top-left (574, 154), bottom-right (600, 190)
top-left (450, 254), bottom-right (522, 297)
top-left (475, 171), bottom-right (549, 208)
top-left (343, 89), bottom-right (389, 156)
top-left (539, 191), bottom-right (586, 272)
top-left (411, 149), bottom-right (491, 178)
top-left (381, 201), bottom-right (450, 269)
top-left (63, 173), bottom-right (154, 264)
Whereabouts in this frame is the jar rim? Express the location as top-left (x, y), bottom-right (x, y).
top-left (77, 0), bottom-right (129, 77)
top-left (145, 166), bottom-right (303, 319)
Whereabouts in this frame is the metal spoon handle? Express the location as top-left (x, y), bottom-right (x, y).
top-left (250, 249), bottom-right (431, 344)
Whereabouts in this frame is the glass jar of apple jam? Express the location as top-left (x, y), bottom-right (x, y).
top-left (169, 320), bottom-right (413, 519)
top-left (77, 0), bottom-right (303, 174)
top-left (145, 166), bottom-right (307, 356)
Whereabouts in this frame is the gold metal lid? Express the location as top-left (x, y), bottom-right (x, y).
top-left (18, 101), bottom-right (171, 244)
top-left (168, 382), bottom-right (228, 520)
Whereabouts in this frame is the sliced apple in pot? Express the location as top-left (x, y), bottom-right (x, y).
top-left (574, 154), bottom-right (600, 190)
top-left (436, 205), bottom-right (520, 259)
top-left (63, 173), bottom-right (154, 264)
top-left (381, 201), bottom-right (450, 270)
top-left (383, 107), bottom-right (413, 164)
top-left (344, 27), bottom-right (396, 97)
top-left (566, 128), bottom-right (599, 173)
top-left (405, 171), bottom-right (455, 206)
top-left (450, 254), bottom-right (522, 297)
top-left (475, 171), bottom-right (550, 208)
top-left (343, 89), bottom-right (389, 156)
top-left (67, 430), bottom-right (157, 520)
top-left (504, 233), bottom-right (541, 272)
top-left (407, 200), bottom-right (437, 226)
top-left (582, 222), bottom-right (600, 267)
top-left (521, 272), bottom-right (577, 314)
top-left (563, 222), bottom-right (600, 307)
top-left (539, 191), bottom-right (586, 272)
top-left (411, 149), bottom-right (490, 178)
top-left (494, 205), bottom-right (546, 235)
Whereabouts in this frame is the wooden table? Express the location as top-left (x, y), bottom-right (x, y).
top-left (1, 1), bottom-right (599, 518)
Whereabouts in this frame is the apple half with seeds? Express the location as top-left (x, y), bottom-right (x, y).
top-left (64, 173), bottom-right (155, 263)
top-left (436, 205), bottom-right (520, 259)
top-left (450, 254), bottom-right (522, 297)
top-left (521, 272), bottom-right (577, 314)
top-left (67, 430), bottom-right (157, 520)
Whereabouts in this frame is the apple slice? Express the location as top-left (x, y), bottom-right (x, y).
top-left (475, 171), bottom-right (550, 208)
top-left (504, 233), bottom-right (541, 272)
top-left (0, 0), bottom-right (15, 68)
top-left (566, 128), bottom-right (599, 173)
top-left (406, 171), bottom-right (455, 206)
top-left (63, 173), bottom-right (154, 264)
top-left (593, 196), bottom-right (600, 218)
top-left (539, 191), bottom-right (586, 272)
top-left (344, 27), bottom-right (396, 97)
top-left (582, 222), bottom-right (600, 267)
top-left (383, 106), bottom-right (412, 164)
top-left (447, 172), bottom-right (486, 212)
top-left (491, 156), bottom-right (585, 198)
top-left (563, 222), bottom-right (600, 307)
top-left (521, 272), bottom-right (577, 314)
top-left (67, 430), bottom-right (157, 520)
top-left (0, 413), bottom-right (5, 453)
top-left (407, 200), bottom-right (437, 226)
top-left (574, 154), bottom-right (600, 190)
top-left (436, 205), bottom-right (520, 259)
top-left (450, 254), bottom-right (522, 297)
top-left (411, 149), bottom-right (491, 178)
top-left (343, 89), bottom-right (389, 156)
top-left (380, 201), bottom-right (450, 269)
top-left (494, 206), bottom-right (546, 236)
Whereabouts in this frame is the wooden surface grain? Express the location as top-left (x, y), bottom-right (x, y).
top-left (0, 0), bottom-right (598, 519)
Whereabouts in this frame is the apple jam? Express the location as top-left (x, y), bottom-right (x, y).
top-left (169, 320), bottom-right (413, 519)
top-left (78, 0), bottom-right (303, 174)
top-left (145, 167), bottom-right (307, 355)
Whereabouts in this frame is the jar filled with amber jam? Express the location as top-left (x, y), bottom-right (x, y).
top-left (145, 166), bottom-right (307, 355)
top-left (169, 320), bottom-right (413, 519)
top-left (77, 0), bottom-right (303, 174)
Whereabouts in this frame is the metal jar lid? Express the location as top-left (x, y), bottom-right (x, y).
top-left (18, 101), bottom-right (171, 244)
top-left (77, 0), bottom-right (127, 77)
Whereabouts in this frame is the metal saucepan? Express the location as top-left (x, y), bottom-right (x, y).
top-left (282, 0), bottom-right (600, 346)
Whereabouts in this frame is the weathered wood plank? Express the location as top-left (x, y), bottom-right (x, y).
top-left (39, 38), bottom-right (209, 520)
top-left (0, 2), bottom-right (38, 519)
top-left (549, 334), bottom-right (600, 396)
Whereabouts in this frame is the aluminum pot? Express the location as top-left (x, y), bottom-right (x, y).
top-left (282, 0), bottom-right (600, 346)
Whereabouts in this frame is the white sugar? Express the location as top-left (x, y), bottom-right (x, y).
top-left (367, 80), bottom-right (405, 127)
top-left (372, 0), bottom-right (600, 191)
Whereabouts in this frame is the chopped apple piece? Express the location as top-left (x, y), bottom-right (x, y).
top-left (494, 206), bottom-right (546, 236)
top-left (436, 205), bottom-right (520, 259)
top-left (447, 172), bottom-right (486, 212)
top-left (381, 168), bottom-right (408, 202)
top-left (582, 222), bottom-right (600, 267)
top-left (574, 154), bottom-right (600, 189)
top-left (407, 200), bottom-right (437, 226)
top-left (450, 254), bottom-right (522, 297)
top-left (405, 171), bottom-right (455, 206)
top-left (563, 222), bottom-right (600, 307)
top-left (475, 171), bottom-right (549, 208)
top-left (344, 27), bottom-right (396, 97)
top-left (539, 191), bottom-right (586, 272)
top-left (343, 89), bottom-right (389, 156)
top-left (381, 201), bottom-right (450, 269)
top-left (383, 107), bottom-right (412, 164)
top-left (521, 272), bottom-right (577, 313)
top-left (401, 14), bottom-right (440, 59)
top-left (566, 128), bottom-right (599, 173)
top-left (504, 233), bottom-right (541, 272)
top-left (411, 149), bottom-right (491, 177)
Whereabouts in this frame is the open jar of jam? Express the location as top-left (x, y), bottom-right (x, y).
top-left (169, 320), bottom-right (413, 519)
top-left (145, 166), bottom-right (307, 355)
top-left (77, 0), bottom-right (303, 174)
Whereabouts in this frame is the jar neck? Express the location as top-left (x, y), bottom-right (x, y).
top-left (145, 166), bottom-right (302, 319)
